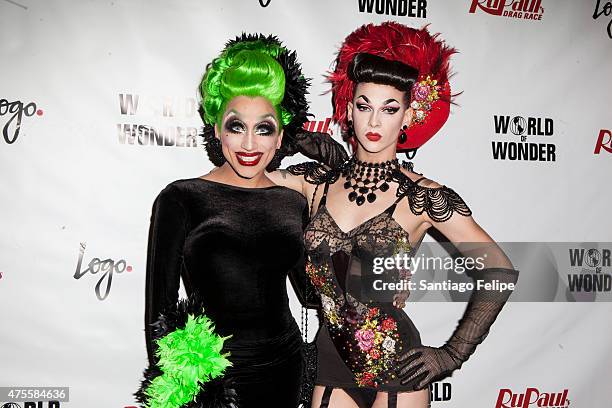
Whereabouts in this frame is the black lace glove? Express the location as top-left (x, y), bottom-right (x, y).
top-left (396, 267), bottom-right (519, 390)
top-left (283, 130), bottom-right (349, 168)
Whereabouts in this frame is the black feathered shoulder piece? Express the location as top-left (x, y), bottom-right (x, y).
top-left (286, 161), bottom-right (345, 185)
top-left (390, 168), bottom-right (473, 223)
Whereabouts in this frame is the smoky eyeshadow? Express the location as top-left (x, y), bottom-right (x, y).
top-left (256, 121), bottom-right (277, 136)
top-left (383, 106), bottom-right (400, 114)
top-left (224, 118), bottom-right (245, 134)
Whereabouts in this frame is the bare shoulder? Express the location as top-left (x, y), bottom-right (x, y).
top-left (267, 169), bottom-right (304, 194)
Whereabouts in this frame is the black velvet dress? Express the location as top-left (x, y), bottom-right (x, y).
top-left (144, 177), bottom-right (313, 407)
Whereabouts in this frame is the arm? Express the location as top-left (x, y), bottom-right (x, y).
top-left (395, 179), bottom-right (519, 390)
top-left (287, 202), bottom-right (321, 309)
top-left (288, 260), bottom-right (320, 309)
top-left (290, 130), bottom-right (349, 169)
top-left (144, 184), bottom-right (188, 366)
top-left (268, 130), bottom-right (348, 195)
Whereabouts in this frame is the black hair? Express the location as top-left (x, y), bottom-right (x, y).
top-left (347, 53), bottom-right (419, 106)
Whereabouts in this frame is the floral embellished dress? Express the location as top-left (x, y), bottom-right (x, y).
top-left (287, 161), bottom-right (472, 402)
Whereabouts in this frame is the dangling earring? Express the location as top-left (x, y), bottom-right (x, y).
top-left (398, 124), bottom-right (408, 144)
top-left (347, 120), bottom-right (355, 138)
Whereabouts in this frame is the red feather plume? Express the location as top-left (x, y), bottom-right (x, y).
top-left (328, 22), bottom-right (458, 151)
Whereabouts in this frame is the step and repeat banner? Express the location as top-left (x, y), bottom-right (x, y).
top-left (1, 0), bottom-right (611, 407)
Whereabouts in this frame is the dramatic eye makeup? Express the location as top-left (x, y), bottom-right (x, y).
top-left (356, 95), bottom-right (371, 112)
top-left (222, 111), bottom-right (278, 136)
top-left (255, 120), bottom-right (277, 136)
top-left (381, 98), bottom-right (401, 114)
top-left (355, 95), bottom-right (400, 114)
top-left (224, 117), bottom-right (246, 134)
top-left (382, 105), bottom-right (400, 114)
top-left (356, 102), bottom-right (371, 112)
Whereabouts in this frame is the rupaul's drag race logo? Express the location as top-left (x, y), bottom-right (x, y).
top-left (358, 0), bottom-right (427, 18)
top-left (567, 247), bottom-right (611, 292)
top-left (593, 0), bottom-right (612, 39)
top-left (117, 93), bottom-right (199, 148)
top-left (0, 98), bottom-right (43, 145)
top-left (73, 242), bottom-right (134, 300)
top-left (594, 129), bottom-right (612, 154)
top-left (469, 0), bottom-right (544, 21)
top-left (495, 387), bottom-right (570, 408)
top-left (303, 117), bottom-right (333, 135)
top-left (490, 115), bottom-right (556, 161)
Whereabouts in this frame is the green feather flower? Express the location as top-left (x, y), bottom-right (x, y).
top-left (144, 313), bottom-right (232, 408)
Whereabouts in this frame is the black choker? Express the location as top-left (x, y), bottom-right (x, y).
top-left (341, 158), bottom-right (400, 206)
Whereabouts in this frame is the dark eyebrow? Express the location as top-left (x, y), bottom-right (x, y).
top-left (383, 98), bottom-right (400, 105)
top-left (356, 95), bottom-right (370, 103)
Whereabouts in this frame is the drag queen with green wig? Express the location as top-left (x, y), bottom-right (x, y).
top-left (135, 34), bottom-right (347, 408)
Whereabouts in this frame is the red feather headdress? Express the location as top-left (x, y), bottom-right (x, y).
top-left (328, 22), bottom-right (458, 151)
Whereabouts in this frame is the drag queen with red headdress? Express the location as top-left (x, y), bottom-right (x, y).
top-left (277, 22), bottom-right (520, 408)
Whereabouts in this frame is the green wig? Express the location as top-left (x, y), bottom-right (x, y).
top-left (198, 33), bottom-right (310, 171)
top-left (201, 39), bottom-right (291, 128)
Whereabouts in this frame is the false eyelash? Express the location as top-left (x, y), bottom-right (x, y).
top-left (256, 122), bottom-right (277, 136)
top-left (224, 119), bottom-right (245, 134)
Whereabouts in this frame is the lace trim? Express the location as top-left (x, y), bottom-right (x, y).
top-left (391, 169), bottom-right (472, 222)
top-left (286, 161), bottom-right (343, 185)
top-left (288, 161), bottom-right (472, 223)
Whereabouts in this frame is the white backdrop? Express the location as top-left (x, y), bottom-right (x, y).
top-left (1, 0), bottom-right (611, 407)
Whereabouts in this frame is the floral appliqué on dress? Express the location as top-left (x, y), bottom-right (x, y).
top-left (306, 258), bottom-right (402, 388)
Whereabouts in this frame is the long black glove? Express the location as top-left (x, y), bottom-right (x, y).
top-left (283, 130), bottom-right (349, 168)
top-left (396, 267), bottom-right (519, 390)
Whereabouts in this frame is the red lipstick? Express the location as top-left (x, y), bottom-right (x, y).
top-left (366, 132), bottom-right (382, 142)
top-left (235, 151), bottom-right (263, 166)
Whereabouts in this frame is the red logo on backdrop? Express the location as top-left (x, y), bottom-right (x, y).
top-left (594, 129), bottom-right (612, 154)
top-left (495, 388), bottom-right (570, 408)
top-left (303, 117), bottom-right (333, 135)
top-left (469, 0), bottom-right (544, 21)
